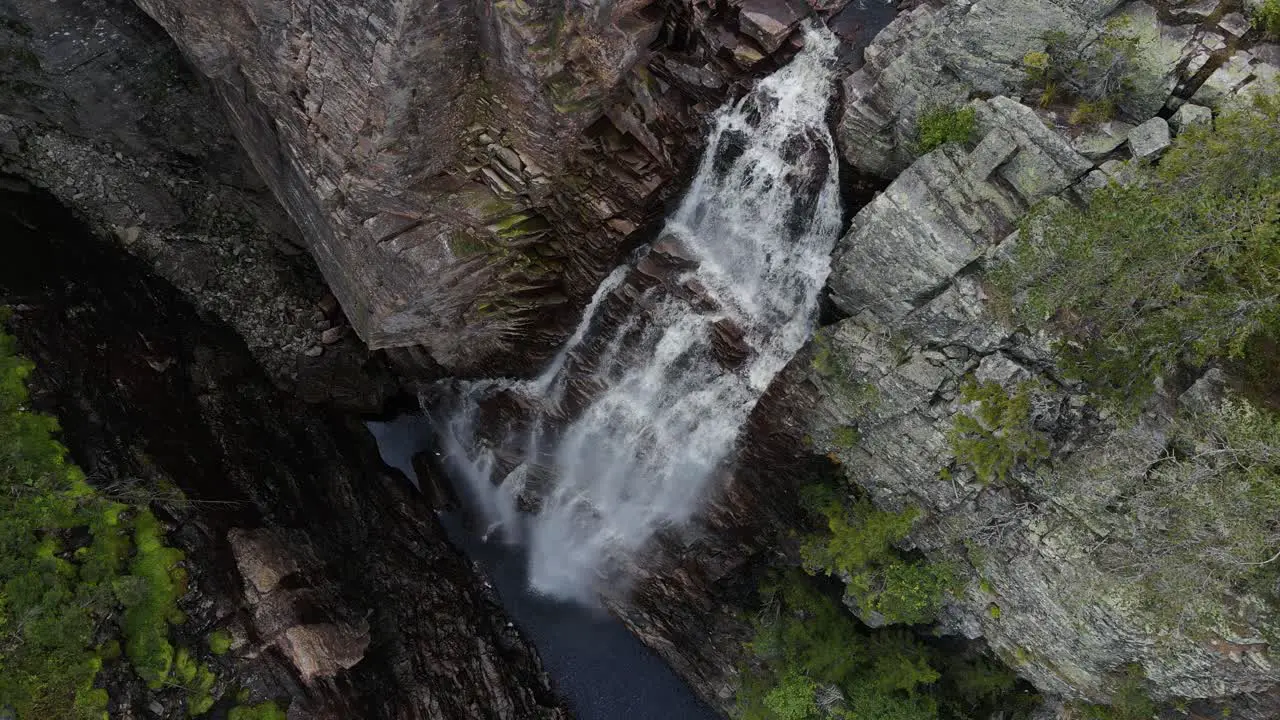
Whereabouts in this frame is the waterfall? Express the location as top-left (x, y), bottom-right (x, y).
top-left (435, 25), bottom-right (844, 601)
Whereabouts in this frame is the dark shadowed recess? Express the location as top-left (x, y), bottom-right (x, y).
top-left (0, 175), bottom-right (565, 719)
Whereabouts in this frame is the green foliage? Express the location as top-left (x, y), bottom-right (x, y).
top-left (1023, 22), bottom-right (1141, 122)
top-left (1069, 99), bottom-right (1117, 126)
top-left (801, 497), bottom-right (915, 579)
top-left (831, 426), bottom-right (861, 450)
top-left (229, 701), bottom-right (288, 720)
top-left (850, 562), bottom-right (957, 627)
top-left (763, 673), bottom-right (819, 720)
top-left (835, 685), bottom-right (936, 720)
top-left (735, 572), bottom-right (1038, 720)
top-left (0, 328), bottom-right (212, 717)
top-left (208, 629), bottom-right (233, 656)
top-left (948, 381), bottom-right (1050, 485)
top-left (801, 497), bottom-right (954, 626)
top-left (1072, 665), bottom-right (1156, 720)
top-left (1254, 0), bottom-right (1280, 37)
top-left (123, 510), bottom-right (187, 687)
top-left (992, 97), bottom-right (1280, 408)
top-left (172, 647), bottom-right (218, 716)
top-left (915, 106), bottom-right (977, 154)
top-left (0, 330), bottom-right (117, 718)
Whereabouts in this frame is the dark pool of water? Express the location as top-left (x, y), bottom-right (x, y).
top-left (367, 416), bottom-right (723, 720)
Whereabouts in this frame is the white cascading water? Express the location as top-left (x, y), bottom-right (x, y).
top-left (437, 26), bottom-right (844, 600)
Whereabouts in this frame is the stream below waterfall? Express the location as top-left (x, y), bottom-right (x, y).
top-left (368, 415), bottom-right (720, 720)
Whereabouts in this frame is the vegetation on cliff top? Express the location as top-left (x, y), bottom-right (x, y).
top-left (914, 106), bottom-right (977, 155)
top-left (0, 327), bottom-right (219, 717)
top-left (991, 95), bottom-right (1280, 646)
top-left (993, 95), bottom-right (1280, 410)
top-left (1023, 19), bottom-right (1142, 124)
top-left (1255, 0), bottom-right (1280, 37)
top-left (735, 571), bottom-right (1039, 720)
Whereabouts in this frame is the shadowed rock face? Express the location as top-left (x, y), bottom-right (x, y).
top-left (130, 0), bottom-right (828, 375)
top-left (0, 178), bottom-right (567, 720)
top-left (0, 0), bottom-right (399, 410)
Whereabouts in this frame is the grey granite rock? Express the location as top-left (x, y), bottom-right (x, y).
top-left (1193, 46), bottom-right (1280, 107)
top-left (837, 0), bottom-right (1125, 177)
top-left (807, 96), bottom-right (1280, 711)
top-left (1071, 121), bottom-right (1135, 159)
top-left (1127, 116), bottom-right (1171, 159)
top-left (1169, 103), bottom-right (1214, 133)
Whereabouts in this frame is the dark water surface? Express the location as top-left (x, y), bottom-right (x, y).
top-left (368, 416), bottom-right (723, 720)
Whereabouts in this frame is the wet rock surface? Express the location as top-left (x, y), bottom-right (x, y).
top-left (0, 179), bottom-right (566, 720)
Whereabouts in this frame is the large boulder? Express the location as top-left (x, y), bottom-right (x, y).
top-left (829, 95), bottom-right (1089, 323)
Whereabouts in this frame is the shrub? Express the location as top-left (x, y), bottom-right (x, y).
top-left (992, 97), bottom-right (1280, 408)
top-left (208, 629), bottom-right (233, 656)
top-left (0, 328), bottom-right (208, 716)
top-left (848, 561), bottom-right (956, 627)
top-left (1073, 665), bottom-right (1156, 720)
top-left (915, 106), bottom-right (977, 154)
top-left (1088, 396), bottom-right (1280, 629)
top-left (1023, 22), bottom-right (1141, 122)
top-left (764, 673), bottom-right (819, 720)
top-left (801, 498), bottom-right (954, 626)
top-left (801, 498), bottom-right (916, 579)
top-left (1254, 0), bottom-right (1280, 36)
top-left (735, 572), bottom-right (1038, 720)
top-left (948, 381), bottom-right (1050, 485)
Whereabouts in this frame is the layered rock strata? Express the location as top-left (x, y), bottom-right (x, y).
top-left (0, 0), bottom-right (395, 408)
top-left (588, 2), bottom-right (1280, 716)
top-left (128, 0), bottom-right (864, 374)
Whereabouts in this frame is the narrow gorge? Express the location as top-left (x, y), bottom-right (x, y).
top-left (1, 0), bottom-right (1279, 719)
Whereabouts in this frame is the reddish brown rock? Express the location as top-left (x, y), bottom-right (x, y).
top-left (129, 0), bottom-right (806, 375)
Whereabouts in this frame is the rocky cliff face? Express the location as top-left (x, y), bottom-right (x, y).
top-left (126, 0), bottom-right (873, 375)
top-left (580, 2), bottom-right (1280, 717)
top-left (0, 178), bottom-right (567, 719)
top-left (0, 0), bottom-right (398, 410)
top-left (7, 0), bottom-right (1280, 718)
top-left (795, 0), bottom-right (1280, 713)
